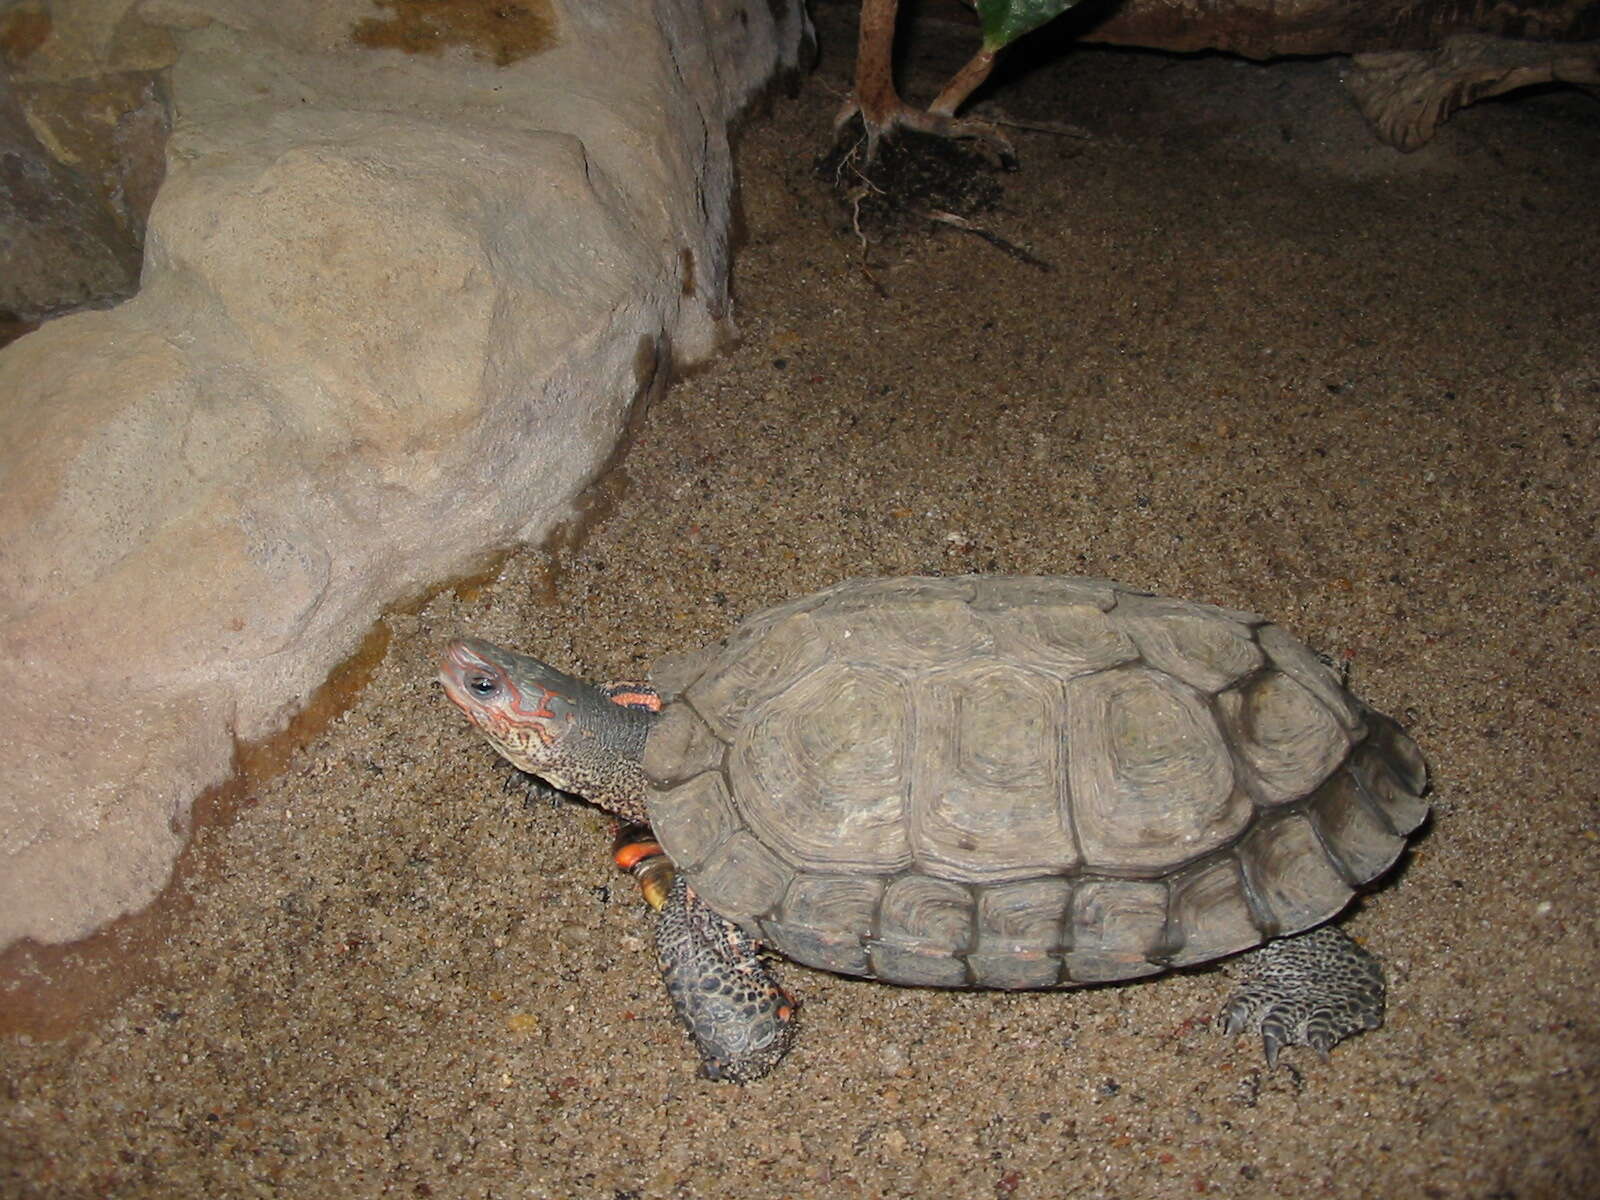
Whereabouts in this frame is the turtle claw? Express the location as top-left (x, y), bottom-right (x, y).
top-left (1218, 1001), bottom-right (1249, 1040)
top-left (1261, 1026), bottom-right (1285, 1071)
top-left (1218, 926), bottom-right (1387, 1067)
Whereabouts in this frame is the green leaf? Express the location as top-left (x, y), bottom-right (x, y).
top-left (975, 0), bottom-right (1077, 52)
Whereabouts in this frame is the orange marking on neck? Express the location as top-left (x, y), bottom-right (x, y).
top-left (607, 689), bottom-right (661, 713)
top-left (613, 840), bottom-right (665, 871)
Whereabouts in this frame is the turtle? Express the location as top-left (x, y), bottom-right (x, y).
top-left (437, 575), bottom-right (1428, 1083)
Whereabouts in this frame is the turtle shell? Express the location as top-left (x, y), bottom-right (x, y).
top-left (640, 576), bottom-right (1427, 989)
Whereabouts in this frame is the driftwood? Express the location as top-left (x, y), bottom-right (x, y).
top-left (1078, 0), bottom-right (1600, 148)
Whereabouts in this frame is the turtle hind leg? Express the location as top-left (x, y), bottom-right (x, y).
top-left (656, 875), bottom-right (798, 1083)
top-left (1217, 926), bottom-right (1386, 1067)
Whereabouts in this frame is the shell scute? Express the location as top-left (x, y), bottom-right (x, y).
top-left (1257, 624), bottom-right (1365, 735)
top-left (1352, 715), bottom-right (1429, 833)
top-left (640, 702), bottom-right (723, 787)
top-left (1166, 856), bottom-right (1263, 967)
top-left (1120, 609), bottom-right (1265, 694)
top-left (969, 878), bottom-right (1072, 988)
top-left (650, 771), bottom-right (736, 874)
top-left (869, 876), bottom-right (974, 986)
top-left (1307, 768), bottom-right (1410, 883)
top-left (682, 610), bottom-right (831, 740)
top-left (1217, 671), bottom-right (1351, 805)
top-left (729, 662), bottom-right (911, 873)
top-left (972, 575), bottom-right (1120, 612)
top-left (762, 874), bottom-right (882, 976)
top-left (818, 596), bottom-right (992, 668)
top-left (1064, 880), bottom-right (1169, 983)
top-left (688, 830), bottom-right (793, 923)
top-left (985, 603), bottom-right (1138, 676)
top-left (825, 575), bottom-right (978, 610)
top-left (910, 662), bottom-right (1080, 882)
top-left (1065, 666), bottom-right (1248, 871)
top-left (1238, 811), bottom-right (1353, 935)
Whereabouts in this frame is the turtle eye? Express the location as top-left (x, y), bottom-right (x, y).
top-left (466, 672), bottom-right (500, 697)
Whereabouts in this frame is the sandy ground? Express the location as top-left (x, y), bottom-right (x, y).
top-left (4, 4), bottom-right (1599, 1197)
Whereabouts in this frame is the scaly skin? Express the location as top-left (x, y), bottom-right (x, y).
top-left (1218, 926), bottom-right (1387, 1066)
top-left (657, 875), bottom-right (798, 1083)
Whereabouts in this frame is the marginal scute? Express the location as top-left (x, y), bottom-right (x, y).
top-left (688, 830), bottom-right (793, 923)
top-left (1218, 671), bottom-right (1350, 805)
top-left (910, 662), bottom-right (1079, 882)
top-left (648, 644), bottom-right (717, 700)
top-left (818, 597), bottom-right (992, 668)
top-left (729, 662), bottom-right (911, 872)
top-left (1064, 880), bottom-right (1168, 982)
top-left (1257, 624), bottom-right (1364, 735)
top-left (1372, 713), bottom-right (1428, 796)
top-left (1238, 812), bottom-right (1354, 934)
top-left (640, 702), bottom-right (724, 787)
top-left (1115, 590), bottom-right (1264, 628)
top-left (1353, 715), bottom-right (1430, 834)
top-left (967, 951), bottom-right (1064, 990)
top-left (650, 771), bottom-right (736, 873)
top-left (1121, 612), bottom-right (1264, 694)
top-left (986, 602), bottom-right (1138, 676)
top-left (763, 922), bottom-right (869, 978)
top-left (870, 876), bottom-right (973, 986)
top-left (763, 874), bottom-right (882, 976)
top-left (1166, 856), bottom-right (1265, 967)
top-left (1066, 666), bottom-right (1246, 870)
top-left (1308, 769), bottom-right (1409, 883)
top-left (826, 575), bottom-right (977, 610)
top-left (685, 610), bottom-right (831, 740)
top-left (973, 575), bottom-right (1119, 612)
top-left (971, 879), bottom-right (1071, 987)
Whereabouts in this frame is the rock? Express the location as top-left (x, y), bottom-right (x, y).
top-left (0, 1), bottom-right (176, 323)
top-left (0, 72), bottom-right (145, 321)
top-left (0, 0), bottom-right (809, 949)
top-left (11, 69), bottom-right (171, 244)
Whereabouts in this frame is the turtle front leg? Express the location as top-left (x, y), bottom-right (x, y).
top-left (656, 875), bottom-right (798, 1083)
top-left (1217, 926), bottom-right (1386, 1067)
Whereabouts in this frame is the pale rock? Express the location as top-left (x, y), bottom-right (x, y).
top-left (0, 0), bottom-right (809, 948)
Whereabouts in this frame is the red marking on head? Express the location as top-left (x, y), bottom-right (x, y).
top-left (524, 686), bottom-right (561, 721)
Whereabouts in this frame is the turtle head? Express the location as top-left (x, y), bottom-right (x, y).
top-left (438, 637), bottom-right (599, 781)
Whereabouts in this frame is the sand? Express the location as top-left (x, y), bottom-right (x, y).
top-left (4, 5), bottom-right (1598, 1197)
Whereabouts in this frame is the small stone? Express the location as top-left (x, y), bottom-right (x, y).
top-left (878, 1042), bottom-right (909, 1076)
